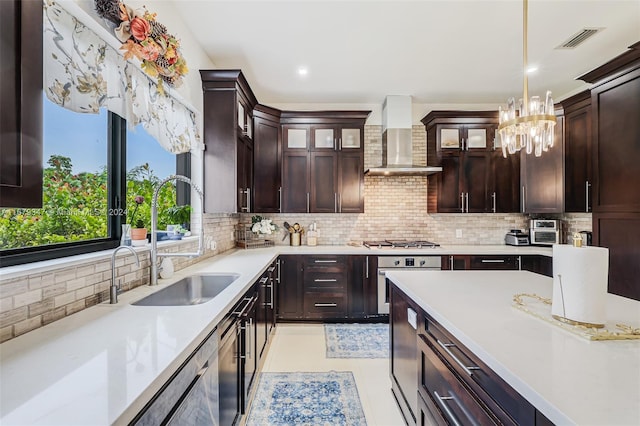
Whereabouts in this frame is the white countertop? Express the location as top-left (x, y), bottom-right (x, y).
top-left (0, 244), bottom-right (551, 425)
top-left (386, 270), bottom-right (640, 426)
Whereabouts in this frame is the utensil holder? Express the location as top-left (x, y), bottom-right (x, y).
top-left (290, 233), bottom-right (301, 246)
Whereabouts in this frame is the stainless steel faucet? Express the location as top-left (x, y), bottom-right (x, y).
top-left (150, 175), bottom-right (204, 285)
top-left (110, 245), bottom-right (140, 304)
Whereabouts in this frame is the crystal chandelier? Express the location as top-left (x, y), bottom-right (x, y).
top-left (498, 0), bottom-right (557, 158)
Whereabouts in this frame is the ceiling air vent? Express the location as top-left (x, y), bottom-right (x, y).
top-left (556, 28), bottom-right (603, 49)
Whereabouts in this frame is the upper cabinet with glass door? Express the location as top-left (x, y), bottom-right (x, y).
top-left (283, 125), bottom-right (309, 150)
top-left (436, 124), bottom-right (493, 154)
top-left (311, 125), bottom-right (362, 151)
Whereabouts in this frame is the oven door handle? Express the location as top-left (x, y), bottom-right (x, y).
top-left (378, 269), bottom-right (390, 276)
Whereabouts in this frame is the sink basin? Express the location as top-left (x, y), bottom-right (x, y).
top-left (132, 273), bottom-right (240, 306)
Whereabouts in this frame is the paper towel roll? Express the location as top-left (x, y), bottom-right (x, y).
top-left (552, 245), bottom-right (609, 327)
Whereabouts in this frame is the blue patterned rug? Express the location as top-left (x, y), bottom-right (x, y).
top-left (245, 371), bottom-right (367, 426)
top-left (324, 323), bottom-right (389, 358)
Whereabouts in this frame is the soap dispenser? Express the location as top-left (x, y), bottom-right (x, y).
top-left (307, 222), bottom-right (318, 246)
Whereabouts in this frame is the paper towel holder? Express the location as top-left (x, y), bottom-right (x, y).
top-left (552, 274), bottom-right (605, 328)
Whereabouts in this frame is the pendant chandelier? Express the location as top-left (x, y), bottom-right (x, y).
top-left (498, 0), bottom-right (557, 158)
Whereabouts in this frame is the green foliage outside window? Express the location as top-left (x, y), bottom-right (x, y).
top-left (0, 155), bottom-right (176, 250)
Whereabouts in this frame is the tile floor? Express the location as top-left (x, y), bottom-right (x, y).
top-left (260, 323), bottom-right (405, 426)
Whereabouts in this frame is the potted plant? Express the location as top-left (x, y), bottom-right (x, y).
top-left (129, 195), bottom-right (147, 245)
top-left (166, 205), bottom-right (191, 230)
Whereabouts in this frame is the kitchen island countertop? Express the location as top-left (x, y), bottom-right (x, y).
top-left (386, 270), bottom-right (640, 425)
top-left (0, 244), bottom-right (551, 425)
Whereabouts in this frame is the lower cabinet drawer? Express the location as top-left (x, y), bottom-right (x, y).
top-left (303, 293), bottom-right (347, 319)
top-left (424, 316), bottom-right (535, 425)
top-left (304, 271), bottom-right (347, 291)
top-left (469, 255), bottom-right (519, 270)
top-left (418, 333), bottom-right (498, 426)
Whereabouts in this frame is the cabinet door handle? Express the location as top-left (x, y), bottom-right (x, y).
top-left (365, 256), bottom-right (369, 279)
top-left (433, 391), bottom-right (463, 426)
top-left (437, 340), bottom-right (481, 376)
top-left (306, 192), bottom-right (310, 213)
top-left (269, 280), bottom-right (274, 308)
top-left (586, 181), bottom-right (591, 212)
top-left (339, 137), bottom-right (342, 151)
top-left (278, 187), bottom-right (282, 213)
top-left (276, 260), bottom-right (281, 283)
top-left (492, 192), bottom-right (496, 213)
top-left (247, 317), bottom-right (252, 358)
top-left (460, 192), bottom-right (465, 213)
top-left (246, 188), bottom-right (251, 213)
top-left (521, 185), bottom-right (526, 213)
top-left (338, 193), bottom-right (342, 213)
top-left (314, 303), bottom-right (337, 307)
top-left (314, 260), bottom-right (337, 263)
top-left (465, 193), bottom-right (469, 213)
top-left (481, 259), bottom-right (505, 263)
top-left (314, 278), bottom-right (337, 282)
top-left (449, 255), bottom-right (454, 269)
top-left (335, 193), bottom-right (338, 213)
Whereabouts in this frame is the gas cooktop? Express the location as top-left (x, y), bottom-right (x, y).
top-left (363, 239), bottom-right (440, 249)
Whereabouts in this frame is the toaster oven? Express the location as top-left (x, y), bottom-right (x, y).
top-left (529, 219), bottom-right (562, 246)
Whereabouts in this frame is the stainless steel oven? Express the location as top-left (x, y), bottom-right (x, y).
top-left (377, 256), bottom-right (441, 314)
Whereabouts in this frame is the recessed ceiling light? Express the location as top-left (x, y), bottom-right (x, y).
top-left (297, 67), bottom-right (308, 77)
top-left (526, 66), bottom-right (538, 74)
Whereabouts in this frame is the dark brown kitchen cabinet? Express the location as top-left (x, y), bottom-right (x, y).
top-left (418, 311), bottom-right (536, 426)
top-left (520, 255), bottom-right (552, 277)
top-left (201, 70), bottom-right (258, 213)
top-left (423, 112), bottom-right (520, 213)
top-left (303, 255), bottom-right (348, 319)
top-left (491, 149), bottom-right (521, 213)
top-left (519, 109), bottom-right (564, 214)
top-left (579, 41), bottom-right (640, 301)
top-left (280, 112), bottom-right (369, 213)
top-left (443, 255), bottom-right (519, 270)
top-left (562, 91), bottom-right (592, 213)
top-left (277, 255), bottom-right (304, 320)
top-left (390, 283), bottom-right (419, 425)
top-left (253, 105), bottom-right (282, 213)
top-left (347, 255), bottom-right (378, 318)
top-left (310, 152), bottom-right (338, 213)
top-left (282, 152), bottom-right (310, 213)
top-left (0, 0), bottom-right (43, 208)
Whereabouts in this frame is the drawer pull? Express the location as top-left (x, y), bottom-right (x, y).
top-left (259, 277), bottom-right (269, 284)
top-left (267, 266), bottom-right (276, 273)
top-left (480, 259), bottom-right (505, 263)
top-left (314, 260), bottom-right (337, 263)
top-left (433, 391), bottom-right (462, 426)
top-left (314, 303), bottom-right (337, 307)
top-left (314, 278), bottom-right (337, 282)
top-left (437, 340), bottom-right (481, 376)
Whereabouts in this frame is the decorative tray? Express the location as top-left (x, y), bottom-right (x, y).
top-left (513, 294), bottom-right (640, 341)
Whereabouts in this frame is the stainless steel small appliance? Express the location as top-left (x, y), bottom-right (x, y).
top-left (505, 230), bottom-right (529, 246)
top-left (377, 256), bottom-right (441, 314)
top-left (529, 219), bottom-right (563, 246)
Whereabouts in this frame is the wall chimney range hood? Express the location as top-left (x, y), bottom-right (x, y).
top-left (365, 95), bottom-right (442, 176)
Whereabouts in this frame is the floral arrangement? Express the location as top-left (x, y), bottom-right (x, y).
top-left (129, 195), bottom-right (145, 227)
top-left (251, 215), bottom-right (277, 235)
top-left (94, 0), bottom-right (188, 92)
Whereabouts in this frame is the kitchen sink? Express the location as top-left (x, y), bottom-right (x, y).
top-left (132, 273), bottom-right (240, 306)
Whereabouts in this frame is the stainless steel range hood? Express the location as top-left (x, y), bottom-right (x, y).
top-left (365, 95), bottom-right (442, 176)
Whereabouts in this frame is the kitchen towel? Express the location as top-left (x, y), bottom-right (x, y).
top-left (552, 245), bottom-right (609, 326)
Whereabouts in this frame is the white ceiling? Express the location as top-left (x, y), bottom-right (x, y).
top-left (175, 0), bottom-right (640, 105)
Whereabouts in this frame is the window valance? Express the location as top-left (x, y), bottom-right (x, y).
top-left (43, 0), bottom-right (201, 154)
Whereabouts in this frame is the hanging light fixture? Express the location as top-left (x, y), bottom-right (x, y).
top-left (498, 0), bottom-right (557, 158)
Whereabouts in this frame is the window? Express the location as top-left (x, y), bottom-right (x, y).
top-left (126, 125), bottom-right (177, 231)
top-left (0, 100), bottom-right (190, 266)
